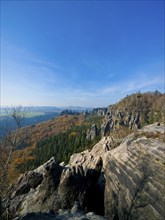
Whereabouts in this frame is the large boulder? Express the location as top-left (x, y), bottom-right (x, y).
top-left (2, 157), bottom-right (63, 219)
top-left (103, 123), bottom-right (165, 219)
top-left (58, 165), bottom-right (87, 210)
top-left (86, 124), bottom-right (98, 140)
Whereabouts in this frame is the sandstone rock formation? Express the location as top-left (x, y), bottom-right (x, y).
top-left (2, 123), bottom-right (165, 220)
top-left (92, 108), bottom-right (108, 116)
top-left (100, 92), bottom-right (165, 137)
top-left (103, 123), bottom-right (165, 219)
top-left (101, 106), bottom-right (141, 136)
top-left (86, 124), bottom-right (98, 140)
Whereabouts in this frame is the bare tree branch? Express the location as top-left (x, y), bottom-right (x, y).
top-left (0, 106), bottom-right (30, 196)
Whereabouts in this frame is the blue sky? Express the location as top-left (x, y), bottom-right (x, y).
top-left (1, 0), bottom-right (164, 107)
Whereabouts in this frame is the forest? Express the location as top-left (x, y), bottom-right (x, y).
top-left (17, 123), bottom-right (101, 172)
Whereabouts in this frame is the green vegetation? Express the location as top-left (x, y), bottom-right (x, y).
top-left (17, 125), bottom-right (101, 172)
top-left (12, 114), bottom-right (103, 173)
top-left (133, 130), bottom-right (165, 143)
top-left (25, 111), bottom-right (46, 118)
top-left (116, 91), bottom-right (165, 125)
top-left (0, 111), bottom-right (48, 118)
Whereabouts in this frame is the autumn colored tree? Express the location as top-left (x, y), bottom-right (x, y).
top-left (0, 106), bottom-right (29, 196)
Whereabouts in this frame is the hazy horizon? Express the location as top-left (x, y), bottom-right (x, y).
top-left (0, 90), bottom-right (164, 109)
top-left (1, 1), bottom-right (164, 107)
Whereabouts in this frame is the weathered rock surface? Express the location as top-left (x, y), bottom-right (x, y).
top-left (103, 123), bottom-right (165, 220)
top-left (100, 92), bottom-right (165, 137)
top-left (92, 108), bottom-right (108, 116)
top-left (2, 157), bottom-right (63, 219)
top-left (101, 106), bottom-right (141, 136)
top-left (86, 124), bottom-right (98, 140)
top-left (2, 123), bottom-right (165, 220)
top-left (2, 135), bottom-right (116, 219)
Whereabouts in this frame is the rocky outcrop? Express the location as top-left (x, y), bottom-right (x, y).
top-left (2, 158), bottom-right (63, 219)
top-left (103, 123), bottom-right (165, 219)
top-left (100, 92), bottom-right (165, 137)
top-left (92, 108), bottom-right (108, 116)
top-left (86, 124), bottom-right (98, 140)
top-left (2, 123), bottom-right (165, 220)
top-left (101, 106), bottom-right (141, 136)
top-left (2, 136), bottom-right (115, 219)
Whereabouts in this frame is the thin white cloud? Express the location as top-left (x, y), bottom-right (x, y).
top-left (1, 41), bottom-right (64, 71)
top-left (125, 78), bottom-right (161, 92)
top-left (1, 41), bottom-right (164, 107)
top-left (101, 85), bottom-right (120, 94)
top-left (100, 75), bottom-right (163, 96)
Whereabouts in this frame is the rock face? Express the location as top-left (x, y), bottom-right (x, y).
top-left (92, 108), bottom-right (108, 116)
top-left (86, 124), bottom-right (98, 140)
top-left (2, 157), bottom-right (63, 219)
top-left (2, 123), bottom-right (165, 220)
top-left (101, 106), bottom-right (141, 136)
top-left (103, 123), bottom-right (165, 220)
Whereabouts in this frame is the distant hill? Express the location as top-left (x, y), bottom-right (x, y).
top-left (0, 111), bottom-right (60, 138)
top-left (100, 91), bottom-right (165, 136)
top-left (0, 106), bottom-right (92, 138)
